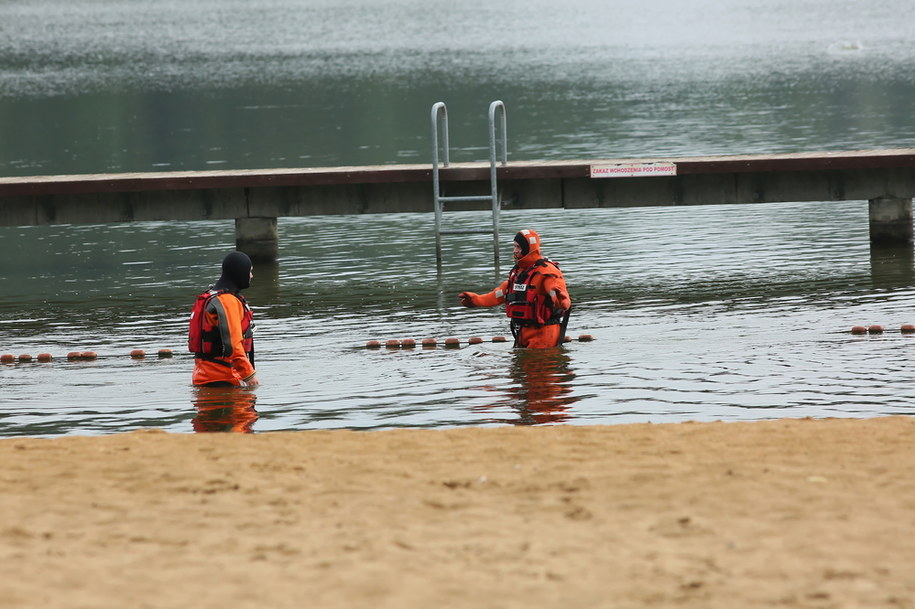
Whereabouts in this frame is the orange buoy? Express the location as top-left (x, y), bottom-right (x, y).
top-left (18, 354), bottom-right (32, 363)
top-left (81, 351), bottom-right (98, 360)
top-left (365, 340), bottom-right (381, 349)
top-left (563, 335), bottom-right (573, 343)
top-left (401, 338), bottom-right (416, 348)
top-left (492, 336), bottom-right (507, 343)
top-left (578, 334), bottom-right (594, 342)
top-left (37, 353), bottom-right (53, 362)
top-left (444, 337), bottom-right (461, 348)
top-left (850, 325), bottom-right (868, 335)
top-left (901, 324), bottom-right (915, 334)
top-left (867, 325), bottom-right (884, 334)
top-left (67, 352), bottom-right (82, 360)
top-left (422, 338), bottom-right (437, 348)
top-left (1, 354), bottom-right (15, 364)
top-left (468, 337), bottom-right (483, 345)
top-left (157, 349), bottom-right (173, 358)
top-left (385, 339), bottom-right (401, 349)
top-left (130, 349), bottom-right (146, 359)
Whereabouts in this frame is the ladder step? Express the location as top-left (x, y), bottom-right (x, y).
top-left (440, 228), bottom-right (497, 235)
top-left (438, 195), bottom-right (493, 204)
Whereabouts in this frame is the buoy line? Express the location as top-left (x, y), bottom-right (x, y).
top-left (850, 324), bottom-right (915, 335)
top-left (0, 349), bottom-right (176, 364)
top-left (364, 335), bottom-right (595, 349)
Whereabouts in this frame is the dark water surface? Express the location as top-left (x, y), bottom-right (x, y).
top-left (0, 0), bottom-right (913, 175)
top-left (0, 1), bottom-right (914, 436)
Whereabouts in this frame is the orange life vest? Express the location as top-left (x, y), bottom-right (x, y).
top-left (504, 258), bottom-right (564, 326)
top-left (188, 289), bottom-right (254, 366)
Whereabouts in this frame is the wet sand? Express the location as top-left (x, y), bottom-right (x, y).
top-left (2, 416), bottom-right (914, 608)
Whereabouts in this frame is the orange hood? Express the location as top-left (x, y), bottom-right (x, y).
top-left (514, 229), bottom-right (541, 265)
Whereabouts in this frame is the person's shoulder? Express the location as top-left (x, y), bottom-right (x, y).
top-left (216, 290), bottom-right (246, 306)
top-left (537, 257), bottom-right (564, 273)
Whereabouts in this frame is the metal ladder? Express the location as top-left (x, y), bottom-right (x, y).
top-left (431, 100), bottom-right (507, 271)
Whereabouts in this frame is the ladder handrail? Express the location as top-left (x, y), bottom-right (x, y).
top-left (431, 101), bottom-right (449, 169)
top-left (432, 100), bottom-right (507, 273)
top-left (488, 100), bottom-right (507, 270)
top-left (431, 102), bottom-right (449, 267)
top-left (489, 100), bottom-right (507, 167)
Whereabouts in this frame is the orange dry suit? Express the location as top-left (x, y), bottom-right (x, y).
top-left (191, 290), bottom-right (256, 386)
top-left (460, 230), bottom-right (572, 349)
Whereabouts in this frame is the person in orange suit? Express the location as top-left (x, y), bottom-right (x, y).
top-left (458, 229), bottom-right (572, 348)
top-left (190, 251), bottom-right (259, 387)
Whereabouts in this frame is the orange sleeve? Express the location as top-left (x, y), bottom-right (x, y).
top-left (218, 293), bottom-right (256, 381)
top-left (541, 273), bottom-right (572, 310)
top-left (472, 280), bottom-right (510, 307)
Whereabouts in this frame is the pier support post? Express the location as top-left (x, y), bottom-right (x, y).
top-left (235, 217), bottom-right (278, 263)
top-left (869, 196), bottom-right (913, 246)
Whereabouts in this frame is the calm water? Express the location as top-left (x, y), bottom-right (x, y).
top-left (1, 1), bottom-right (914, 436)
top-left (0, 0), bottom-right (913, 174)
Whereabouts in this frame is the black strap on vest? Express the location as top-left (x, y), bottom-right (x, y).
top-left (557, 306), bottom-right (573, 346)
top-left (194, 353), bottom-right (233, 367)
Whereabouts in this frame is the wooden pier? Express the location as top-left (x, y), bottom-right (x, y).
top-left (1, 148), bottom-right (913, 261)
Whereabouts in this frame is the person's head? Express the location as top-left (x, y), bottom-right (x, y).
top-left (513, 229), bottom-right (541, 261)
top-left (215, 251), bottom-right (254, 292)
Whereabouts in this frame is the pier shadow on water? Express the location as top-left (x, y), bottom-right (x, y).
top-left (869, 244), bottom-right (915, 289)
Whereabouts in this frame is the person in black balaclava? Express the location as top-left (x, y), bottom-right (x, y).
top-left (213, 250), bottom-right (253, 293)
top-left (190, 251), bottom-right (259, 387)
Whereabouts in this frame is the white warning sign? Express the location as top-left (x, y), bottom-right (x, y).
top-left (590, 162), bottom-right (677, 178)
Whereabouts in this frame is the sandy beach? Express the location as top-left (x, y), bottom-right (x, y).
top-left (2, 416), bottom-right (914, 608)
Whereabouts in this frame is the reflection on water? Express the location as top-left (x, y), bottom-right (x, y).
top-left (478, 348), bottom-right (578, 425)
top-left (192, 386), bottom-right (259, 434)
top-left (2, 203), bottom-right (915, 437)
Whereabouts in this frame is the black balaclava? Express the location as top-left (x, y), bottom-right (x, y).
top-left (213, 251), bottom-right (252, 293)
top-left (514, 231), bottom-right (530, 257)
top-left (514, 229), bottom-right (540, 257)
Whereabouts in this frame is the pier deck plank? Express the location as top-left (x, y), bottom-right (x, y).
top-left (1, 148), bottom-right (914, 197)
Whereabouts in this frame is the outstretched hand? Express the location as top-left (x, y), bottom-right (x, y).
top-left (458, 292), bottom-right (478, 308)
